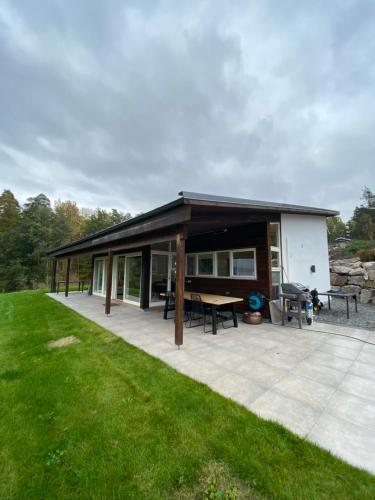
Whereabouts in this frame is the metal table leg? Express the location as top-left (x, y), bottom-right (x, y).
top-left (328, 295), bottom-right (331, 310)
top-left (212, 306), bottom-right (218, 335)
top-left (163, 295), bottom-right (169, 320)
top-left (297, 300), bottom-right (302, 329)
top-left (231, 303), bottom-right (238, 327)
top-left (346, 296), bottom-right (349, 320)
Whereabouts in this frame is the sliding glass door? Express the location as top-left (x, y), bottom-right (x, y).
top-left (151, 254), bottom-right (169, 303)
top-left (93, 258), bottom-right (105, 295)
top-left (150, 250), bottom-right (176, 305)
top-left (124, 255), bottom-right (142, 304)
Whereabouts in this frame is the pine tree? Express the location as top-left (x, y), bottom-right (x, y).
top-left (0, 190), bottom-right (26, 291)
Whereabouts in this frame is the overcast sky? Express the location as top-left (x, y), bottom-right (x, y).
top-left (1, 1), bottom-right (374, 220)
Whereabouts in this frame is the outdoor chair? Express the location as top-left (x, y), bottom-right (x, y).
top-left (187, 293), bottom-right (230, 333)
top-left (163, 291), bottom-right (176, 320)
top-left (211, 290), bottom-right (237, 330)
top-left (185, 293), bottom-right (205, 329)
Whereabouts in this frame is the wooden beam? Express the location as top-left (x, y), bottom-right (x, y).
top-left (93, 205), bottom-right (191, 246)
top-left (105, 251), bottom-right (114, 315)
top-left (140, 246), bottom-right (151, 310)
top-left (65, 258), bottom-right (71, 297)
top-left (88, 255), bottom-right (95, 295)
top-left (50, 259), bottom-right (57, 293)
top-left (49, 205), bottom-right (191, 257)
top-left (175, 231), bottom-right (186, 347)
top-left (50, 228), bottom-right (184, 259)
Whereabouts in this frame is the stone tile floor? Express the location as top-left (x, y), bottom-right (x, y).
top-left (49, 292), bottom-right (375, 474)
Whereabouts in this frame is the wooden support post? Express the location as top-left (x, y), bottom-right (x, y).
top-left (105, 250), bottom-right (114, 315)
top-left (175, 231), bottom-right (186, 347)
top-left (88, 255), bottom-right (95, 295)
top-left (140, 246), bottom-right (151, 310)
top-left (65, 258), bottom-right (71, 297)
top-left (51, 259), bottom-right (57, 293)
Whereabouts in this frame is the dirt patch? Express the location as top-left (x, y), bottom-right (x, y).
top-left (47, 336), bottom-right (80, 349)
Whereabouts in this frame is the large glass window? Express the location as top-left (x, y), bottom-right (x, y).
top-left (151, 254), bottom-right (169, 302)
top-left (185, 248), bottom-right (256, 279)
top-left (125, 255), bottom-right (142, 303)
top-left (217, 251), bottom-right (230, 277)
top-left (270, 223), bottom-right (280, 248)
top-left (198, 253), bottom-right (214, 275)
top-left (93, 259), bottom-right (105, 294)
top-left (186, 254), bottom-right (196, 276)
top-left (149, 241), bottom-right (176, 305)
top-left (233, 250), bottom-right (255, 277)
top-left (271, 251), bottom-right (280, 268)
top-left (270, 223), bottom-right (281, 299)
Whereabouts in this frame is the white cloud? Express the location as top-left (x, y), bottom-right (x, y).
top-left (0, 0), bottom-right (374, 219)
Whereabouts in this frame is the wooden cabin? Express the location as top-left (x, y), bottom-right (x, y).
top-left (46, 191), bottom-right (338, 346)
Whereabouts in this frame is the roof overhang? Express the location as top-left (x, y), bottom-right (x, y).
top-left (46, 191), bottom-right (339, 258)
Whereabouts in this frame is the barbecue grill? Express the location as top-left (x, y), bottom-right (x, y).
top-left (280, 282), bottom-right (313, 328)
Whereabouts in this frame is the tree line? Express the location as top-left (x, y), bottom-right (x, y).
top-left (1, 187), bottom-right (374, 293)
top-left (327, 186), bottom-right (375, 243)
top-left (0, 190), bottom-right (132, 292)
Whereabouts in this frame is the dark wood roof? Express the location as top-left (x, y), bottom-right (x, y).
top-left (46, 191), bottom-right (338, 257)
top-left (180, 191), bottom-right (339, 216)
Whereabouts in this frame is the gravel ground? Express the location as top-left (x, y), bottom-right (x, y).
top-left (314, 297), bottom-right (375, 330)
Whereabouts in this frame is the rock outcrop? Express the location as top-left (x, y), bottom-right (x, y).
top-left (329, 258), bottom-right (375, 305)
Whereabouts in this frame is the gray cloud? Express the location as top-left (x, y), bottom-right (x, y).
top-left (0, 0), bottom-right (375, 219)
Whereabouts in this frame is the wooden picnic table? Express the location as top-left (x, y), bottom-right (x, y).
top-left (185, 292), bottom-right (243, 335)
top-left (162, 291), bottom-right (243, 335)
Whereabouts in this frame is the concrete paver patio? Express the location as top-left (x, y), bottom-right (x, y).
top-left (49, 292), bottom-right (375, 474)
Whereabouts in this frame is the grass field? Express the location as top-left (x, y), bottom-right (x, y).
top-left (1, 291), bottom-right (375, 499)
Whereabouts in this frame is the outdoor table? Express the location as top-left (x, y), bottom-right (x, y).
top-left (318, 290), bottom-right (358, 320)
top-left (183, 292), bottom-right (243, 335)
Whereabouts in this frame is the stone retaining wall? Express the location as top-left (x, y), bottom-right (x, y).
top-left (330, 257), bottom-right (375, 304)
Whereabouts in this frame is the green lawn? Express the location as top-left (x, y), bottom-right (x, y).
top-left (0, 291), bottom-right (374, 499)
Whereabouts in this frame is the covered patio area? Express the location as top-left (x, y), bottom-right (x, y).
top-left (50, 291), bottom-right (375, 474)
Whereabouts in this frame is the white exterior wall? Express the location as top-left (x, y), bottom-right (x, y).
top-left (280, 214), bottom-right (330, 293)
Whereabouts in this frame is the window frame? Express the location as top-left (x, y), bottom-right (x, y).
top-left (93, 257), bottom-right (106, 296)
top-left (197, 252), bottom-right (215, 276)
top-left (270, 222), bottom-right (281, 299)
top-left (185, 248), bottom-right (257, 280)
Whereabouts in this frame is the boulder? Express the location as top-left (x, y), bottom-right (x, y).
top-left (352, 261), bottom-right (363, 268)
top-left (363, 262), bottom-right (375, 272)
top-left (341, 285), bottom-right (361, 295)
top-left (367, 270), bottom-right (375, 281)
top-left (348, 275), bottom-right (366, 286)
top-left (330, 273), bottom-right (347, 286)
top-left (366, 280), bottom-right (375, 289)
top-left (331, 265), bottom-right (351, 275)
top-left (332, 257), bottom-right (361, 266)
top-left (360, 289), bottom-right (375, 304)
top-left (349, 267), bottom-right (366, 276)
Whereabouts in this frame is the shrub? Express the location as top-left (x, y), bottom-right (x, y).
top-left (358, 248), bottom-right (375, 262)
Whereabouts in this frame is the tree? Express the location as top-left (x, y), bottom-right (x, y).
top-left (361, 186), bottom-right (375, 208)
top-left (349, 186), bottom-right (375, 240)
top-left (18, 194), bottom-right (55, 287)
top-left (52, 200), bottom-right (83, 246)
top-left (0, 189), bottom-right (20, 235)
top-left (82, 208), bottom-right (131, 236)
top-left (0, 190), bottom-right (25, 291)
top-left (326, 216), bottom-right (346, 243)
